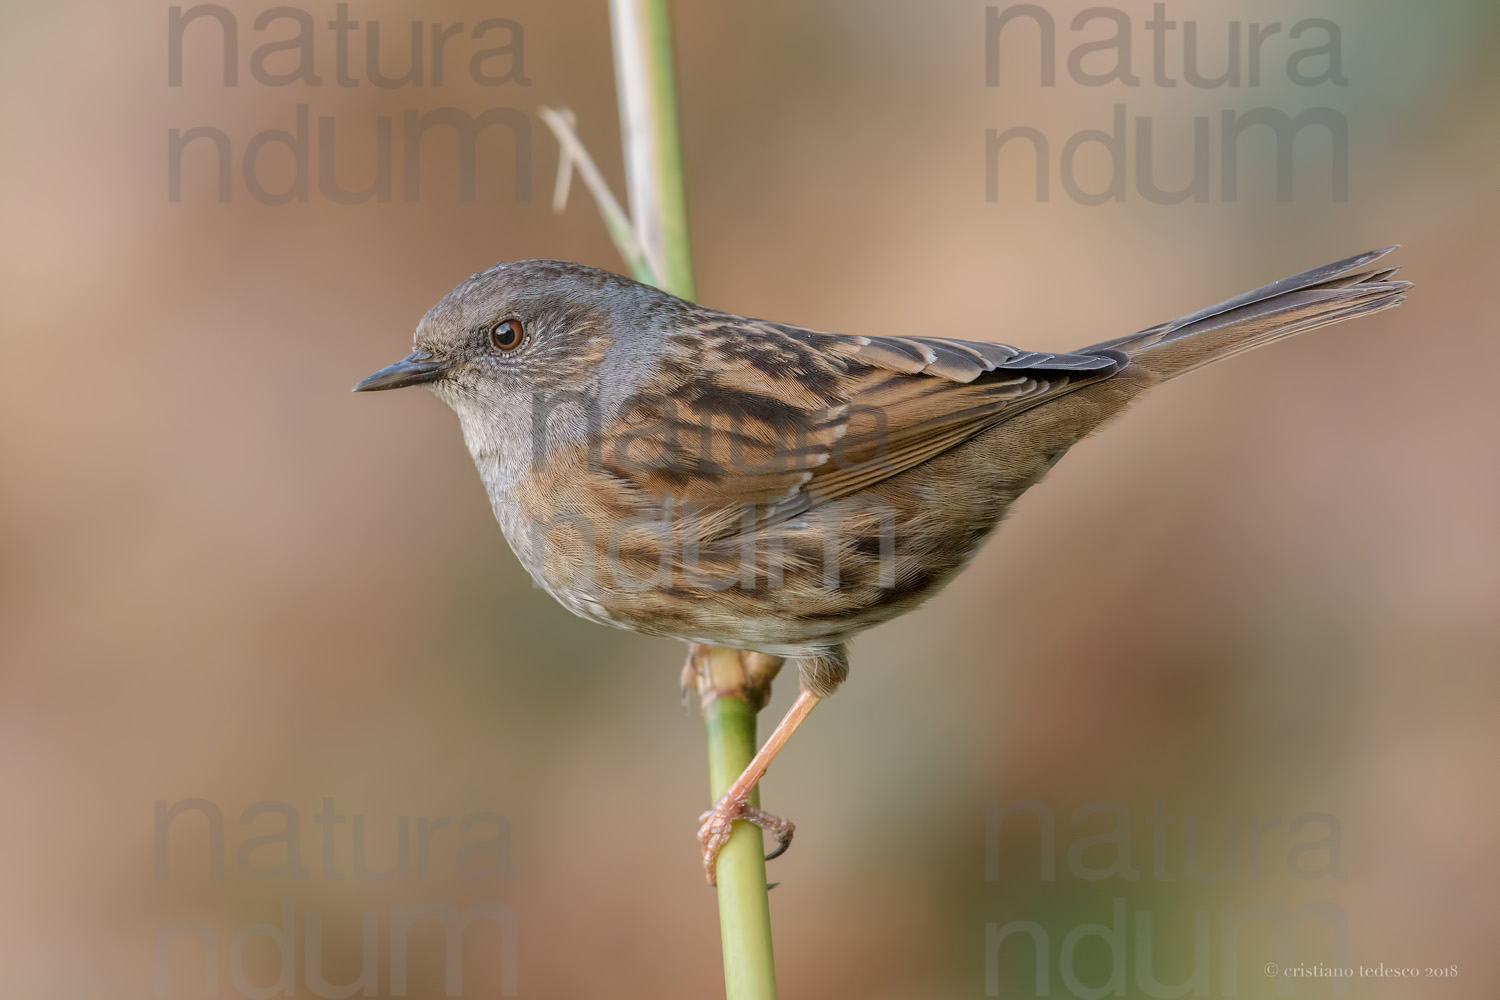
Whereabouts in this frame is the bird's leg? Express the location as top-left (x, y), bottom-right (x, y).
top-left (697, 689), bottom-right (820, 884)
top-left (695, 645), bottom-right (848, 885)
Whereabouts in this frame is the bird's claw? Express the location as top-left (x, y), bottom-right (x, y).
top-left (697, 793), bottom-right (795, 885)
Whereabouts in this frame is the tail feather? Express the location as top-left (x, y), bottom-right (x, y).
top-left (1082, 247), bottom-right (1412, 383)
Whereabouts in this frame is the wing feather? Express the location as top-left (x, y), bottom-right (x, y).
top-left (594, 316), bottom-right (1125, 540)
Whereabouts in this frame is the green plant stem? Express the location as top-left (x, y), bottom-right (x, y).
top-left (608, 4), bottom-right (777, 995)
top-left (633, 0), bottom-right (695, 301)
top-left (703, 690), bottom-right (778, 999)
top-left (610, 0), bottom-right (695, 301)
top-left (685, 648), bottom-right (782, 998)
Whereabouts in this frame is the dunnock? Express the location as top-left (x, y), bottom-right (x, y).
top-left (356, 247), bottom-right (1408, 881)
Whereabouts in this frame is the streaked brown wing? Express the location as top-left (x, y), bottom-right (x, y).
top-left (596, 318), bottom-right (1124, 539)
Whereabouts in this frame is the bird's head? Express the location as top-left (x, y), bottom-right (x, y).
top-left (355, 259), bottom-right (687, 478)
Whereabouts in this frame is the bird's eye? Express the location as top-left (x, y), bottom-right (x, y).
top-left (489, 318), bottom-right (525, 352)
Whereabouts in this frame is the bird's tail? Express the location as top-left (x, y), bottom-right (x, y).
top-left (1080, 247), bottom-right (1411, 383)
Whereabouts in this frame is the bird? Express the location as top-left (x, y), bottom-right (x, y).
top-left (355, 247), bottom-right (1409, 883)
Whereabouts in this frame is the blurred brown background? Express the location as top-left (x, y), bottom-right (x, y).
top-left (1, 1), bottom-right (1497, 997)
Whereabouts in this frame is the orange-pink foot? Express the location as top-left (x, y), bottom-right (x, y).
top-left (697, 792), bottom-right (795, 885)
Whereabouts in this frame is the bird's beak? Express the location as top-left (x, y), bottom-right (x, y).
top-left (352, 351), bottom-right (449, 392)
